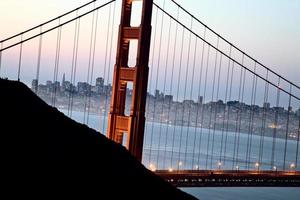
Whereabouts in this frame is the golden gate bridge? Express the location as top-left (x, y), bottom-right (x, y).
top-left (0, 0), bottom-right (299, 187)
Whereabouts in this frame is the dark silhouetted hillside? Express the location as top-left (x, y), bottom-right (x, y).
top-left (0, 78), bottom-right (197, 199)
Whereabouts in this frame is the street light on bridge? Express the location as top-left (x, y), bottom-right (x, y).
top-left (149, 163), bottom-right (156, 172)
top-left (255, 162), bottom-right (260, 171)
top-left (178, 161), bottom-right (183, 167)
top-left (290, 163), bottom-right (295, 170)
top-left (217, 161), bottom-right (222, 170)
top-left (177, 161), bottom-right (183, 170)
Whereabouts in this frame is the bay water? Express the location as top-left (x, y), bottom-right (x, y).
top-left (62, 110), bottom-right (300, 199)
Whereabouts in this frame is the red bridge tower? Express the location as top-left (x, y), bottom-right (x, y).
top-left (107, 0), bottom-right (153, 162)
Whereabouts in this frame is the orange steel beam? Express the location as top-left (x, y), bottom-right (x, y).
top-left (107, 0), bottom-right (153, 162)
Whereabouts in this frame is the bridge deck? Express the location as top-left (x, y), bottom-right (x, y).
top-left (156, 170), bottom-right (300, 187)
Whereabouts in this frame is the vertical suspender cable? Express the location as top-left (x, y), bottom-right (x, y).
top-left (145, 7), bottom-right (158, 165)
top-left (178, 18), bottom-right (193, 169)
top-left (248, 62), bottom-right (258, 168)
top-left (207, 37), bottom-right (219, 169)
top-left (172, 25), bottom-right (185, 171)
top-left (189, 37), bottom-right (199, 169)
top-left (237, 59), bottom-right (246, 169)
top-left (219, 45), bottom-right (232, 164)
top-left (70, 17), bottom-right (81, 118)
top-left (68, 10), bottom-right (79, 117)
top-left (223, 60), bottom-right (235, 167)
top-left (52, 19), bottom-right (62, 107)
top-left (0, 43), bottom-right (3, 74)
top-left (153, 0), bottom-right (166, 169)
top-left (147, 6), bottom-right (159, 166)
top-left (149, 6), bottom-right (158, 93)
top-left (35, 26), bottom-right (43, 94)
top-left (87, 9), bottom-right (99, 125)
top-left (233, 54), bottom-right (244, 169)
top-left (283, 84), bottom-right (292, 170)
top-left (246, 62), bottom-right (256, 169)
top-left (259, 70), bottom-right (269, 166)
top-left (184, 20), bottom-right (197, 169)
top-left (161, 17), bottom-right (172, 169)
top-left (195, 27), bottom-right (206, 168)
top-left (201, 44), bottom-right (210, 169)
top-left (258, 70), bottom-right (269, 166)
top-left (296, 118), bottom-right (300, 168)
top-left (146, 6), bottom-right (158, 114)
top-left (101, 3), bottom-right (112, 133)
top-left (52, 22), bottom-right (58, 106)
top-left (163, 7), bottom-right (179, 170)
top-left (84, 2), bottom-right (96, 124)
top-left (271, 77), bottom-right (281, 169)
top-left (17, 34), bottom-right (23, 81)
top-left (211, 53), bottom-right (223, 168)
top-left (104, 0), bottom-right (116, 132)
top-left (245, 62), bottom-right (256, 169)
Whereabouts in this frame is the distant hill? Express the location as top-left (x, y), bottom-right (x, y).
top-left (0, 78), bottom-right (197, 199)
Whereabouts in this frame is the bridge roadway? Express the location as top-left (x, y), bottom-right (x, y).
top-left (155, 170), bottom-right (300, 187)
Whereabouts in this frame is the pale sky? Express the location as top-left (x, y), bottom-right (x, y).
top-left (173, 0), bottom-right (300, 85)
top-left (0, 0), bottom-right (299, 86)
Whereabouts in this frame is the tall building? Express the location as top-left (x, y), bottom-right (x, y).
top-left (104, 84), bottom-right (112, 95)
top-left (53, 81), bottom-right (61, 93)
top-left (46, 80), bottom-right (52, 87)
top-left (155, 89), bottom-right (160, 99)
top-left (96, 77), bottom-right (104, 94)
top-left (31, 79), bottom-right (38, 91)
top-left (296, 108), bottom-right (300, 117)
top-left (96, 77), bottom-right (104, 87)
top-left (61, 73), bottom-right (66, 92)
top-left (164, 95), bottom-right (173, 103)
top-left (77, 82), bottom-right (90, 94)
top-left (197, 96), bottom-right (203, 105)
top-left (263, 102), bottom-right (270, 109)
top-left (183, 100), bottom-right (194, 105)
top-left (62, 73), bottom-right (65, 84)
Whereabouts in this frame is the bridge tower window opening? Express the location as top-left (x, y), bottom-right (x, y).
top-left (130, 1), bottom-right (142, 27)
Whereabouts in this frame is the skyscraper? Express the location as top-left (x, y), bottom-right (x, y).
top-left (198, 96), bottom-right (203, 105)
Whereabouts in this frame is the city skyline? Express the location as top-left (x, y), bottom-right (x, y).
top-left (32, 76), bottom-right (300, 114)
top-left (32, 75), bottom-right (300, 143)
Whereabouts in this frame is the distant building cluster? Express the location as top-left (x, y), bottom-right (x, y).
top-left (32, 74), bottom-right (112, 96)
top-left (31, 76), bottom-right (300, 141)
